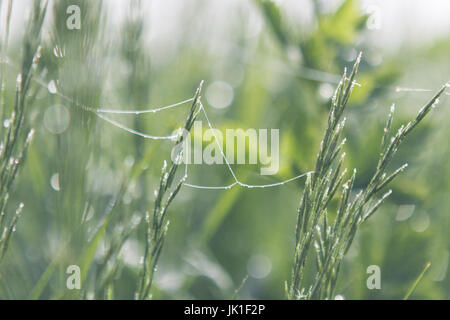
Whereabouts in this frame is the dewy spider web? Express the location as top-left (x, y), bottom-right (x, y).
top-left (183, 102), bottom-right (313, 190)
top-left (4, 59), bottom-right (312, 190)
top-left (88, 96), bottom-right (314, 189)
top-left (5, 58), bottom-right (447, 190)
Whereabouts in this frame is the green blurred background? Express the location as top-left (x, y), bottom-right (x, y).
top-left (1, 0), bottom-right (450, 299)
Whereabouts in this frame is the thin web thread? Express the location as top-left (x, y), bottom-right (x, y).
top-left (4, 58), bottom-right (192, 140)
top-left (4, 59), bottom-right (312, 190)
top-left (96, 98), bottom-right (194, 114)
top-left (5, 58), bottom-right (447, 190)
top-left (183, 102), bottom-right (313, 189)
top-left (90, 82), bottom-right (448, 189)
top-left (396, 87), bottom-right (450, 95)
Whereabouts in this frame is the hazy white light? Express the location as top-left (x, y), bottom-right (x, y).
top-left (431, 250), bottom-right (449, 282)
top-left (157, 271), bottom-right (185, 291)
top-left (247, 254), bottom-right (272, 279)
top-left (44, 104), bottom-right (70, 134)
top-left (366, 5), bottom-right (382, 30)
top-left (396, 204), bottom-right (415, 221)
top-left (206, 81), bottom-right (234, 109)
top-left (245, 10), bottom-right (263, 39)
top-left (121, 239), bottom-right (141, 267)
top-left (410, 212), bottom-right (430, 232)
top-left (124, 155), bottom-right (135, 168)
top-left (319, 83), bottom-right (334, 101)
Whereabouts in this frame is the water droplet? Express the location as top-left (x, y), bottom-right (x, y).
top-left (15, 203), bottom-right (24, 215)
top-left (432, 98), bottom-right (440, 108)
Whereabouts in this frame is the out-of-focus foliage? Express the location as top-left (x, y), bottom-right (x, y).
top-left (0, 0), bottom-right (449, 300)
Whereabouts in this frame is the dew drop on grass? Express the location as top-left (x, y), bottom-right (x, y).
top-left (432, 98), bottom-right (440, 109)
top-left (16, 203), bottom-right (24, 215)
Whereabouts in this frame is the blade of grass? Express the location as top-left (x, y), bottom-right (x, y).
top-left (403, 262), bottom-right (431, 300)
top-left (231, 274), bottom-right (248, 300)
